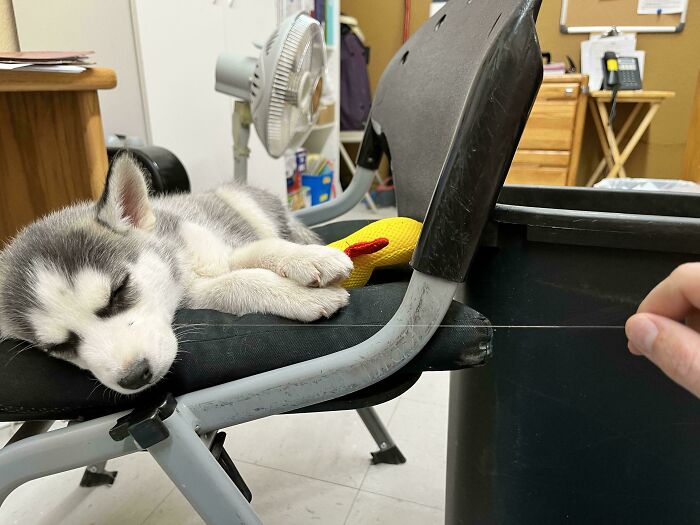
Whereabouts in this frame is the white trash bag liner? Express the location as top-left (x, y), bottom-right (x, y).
top-left (594, 178), bottom-right (700, 193)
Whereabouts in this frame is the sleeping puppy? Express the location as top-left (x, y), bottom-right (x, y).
top-left (0, 155), bottom-right (352, 393)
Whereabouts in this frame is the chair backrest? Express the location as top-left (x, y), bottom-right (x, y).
top-left (356, 0), bottom-right (543, 282)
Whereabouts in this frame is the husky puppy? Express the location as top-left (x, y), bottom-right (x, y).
top-left (0, 155), bottom-right (352, 394)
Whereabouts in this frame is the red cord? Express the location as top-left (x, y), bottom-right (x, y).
top-left (403, 0), bottom-right (411, 43)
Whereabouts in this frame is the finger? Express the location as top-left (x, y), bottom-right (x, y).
top-left (628, 341), bottom-right (643, 356)
top-left (626, 313), bottom-right (700, 398)
top-left (638, 263), bottom-right (700, 321)
top-left (686, 309), bottom-right (700, 332)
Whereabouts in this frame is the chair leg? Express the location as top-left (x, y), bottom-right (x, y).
top-left (356, 407), bottom-right (406, 465)
top-left (146, 409), bottom-right (262, 525)
top-left (4, 420), bottom-right (54, 447)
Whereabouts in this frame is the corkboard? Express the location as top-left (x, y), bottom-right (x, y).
top-left (561, 0), bottom-right (687, 33)
top-left (539, 0), bottom-right (699, 183)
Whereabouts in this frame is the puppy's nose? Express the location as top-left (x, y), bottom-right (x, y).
top-left (118, 359), bottom-right (153, 390)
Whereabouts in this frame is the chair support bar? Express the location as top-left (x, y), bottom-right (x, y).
top-left (0, 413), bottom-right (137, 506)
top-left (293, 166), bottom-right (375, 226)
top-left (179, 271), bottom-right (458, 434)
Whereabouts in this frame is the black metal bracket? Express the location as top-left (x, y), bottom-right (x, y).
top-left (109, 394), bottom-right (177, 448)
top-left (210, 432), bottom-right (253, 502)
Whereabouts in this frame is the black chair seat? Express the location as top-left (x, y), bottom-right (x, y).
top-left (0, 281), bottom-right (491, 421)
top-left (0, 220), bottom-right (491, 421)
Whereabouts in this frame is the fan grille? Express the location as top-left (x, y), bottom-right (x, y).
top-left (265, 15), bottom-right (323, 156)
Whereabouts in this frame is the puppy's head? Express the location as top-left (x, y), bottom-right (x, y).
top-left (0, 155), bottom-right (182, 394)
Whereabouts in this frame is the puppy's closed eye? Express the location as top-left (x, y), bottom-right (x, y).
top-left (96, 274), bottom-right (133, 318)
top-left (45, 331), bottom-right (79, 359)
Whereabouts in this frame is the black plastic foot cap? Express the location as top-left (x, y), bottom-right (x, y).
top-left (79, 468), bottom-right (118, 488)
top-left (370, 445), bottom-right (406, 465)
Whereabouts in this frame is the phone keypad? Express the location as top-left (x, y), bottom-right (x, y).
top-left (617, 58), bottom-right (641, 89)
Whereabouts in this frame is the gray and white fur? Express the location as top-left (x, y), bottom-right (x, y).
top-left (0, 155), bottom-right (352, 393)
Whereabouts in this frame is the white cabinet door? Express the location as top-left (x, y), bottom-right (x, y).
top-left (132, 0), bottom-right (232, 193)
top-left (222, 0), bottom-right (285, 200)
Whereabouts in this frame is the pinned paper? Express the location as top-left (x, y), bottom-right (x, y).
top-left (637, 0), bottom-right (686, 15)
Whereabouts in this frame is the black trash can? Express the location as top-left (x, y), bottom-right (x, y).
top-left (447, 186), bottom-right (700, 525)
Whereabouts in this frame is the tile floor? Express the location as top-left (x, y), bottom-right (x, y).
top-left (0, 372), bottom-right (449, 525)
top-left (0, 203), bottom-right (450, 524)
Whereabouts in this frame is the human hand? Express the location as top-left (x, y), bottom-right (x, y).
top-left (625, 263), bottom-right (700, 398)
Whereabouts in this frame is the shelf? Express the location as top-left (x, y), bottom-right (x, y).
top-left (310, 122), bottom-right (335, 131)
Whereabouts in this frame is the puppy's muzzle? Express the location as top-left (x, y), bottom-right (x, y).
top-left (118, 359), bottom-right (153, 390)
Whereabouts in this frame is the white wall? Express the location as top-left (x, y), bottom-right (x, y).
top-left (13, 0), bottom-right (149, 142)
top-left (131, 0), bottom-right (232, 193)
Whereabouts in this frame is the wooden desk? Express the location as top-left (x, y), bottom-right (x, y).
top-left (0, 67), bottom-right (116, 243)
top-left (587, 90), bottom-right (675, 185)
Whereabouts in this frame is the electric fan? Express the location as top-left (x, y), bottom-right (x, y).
top-left (215, 12), bottom-right (326, 182)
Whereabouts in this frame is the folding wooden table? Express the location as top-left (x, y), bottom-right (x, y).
top-left (586, 90), bottom-right (675, 186)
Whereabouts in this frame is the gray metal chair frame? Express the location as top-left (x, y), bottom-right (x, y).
top-left (0, 1), bottom-right (543, 523)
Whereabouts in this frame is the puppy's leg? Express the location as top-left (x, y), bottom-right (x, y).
top-left (187, 269), bottom-right (349, 322)
top-left (181, 222), bottom-right (234, 278)
top-left (230, 239), bottom-right (353, 287)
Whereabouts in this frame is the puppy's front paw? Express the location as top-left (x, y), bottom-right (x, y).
top-left (288, 286), bottom-right (350, 322)
top-left (277, 246), bottom-right (353, 287)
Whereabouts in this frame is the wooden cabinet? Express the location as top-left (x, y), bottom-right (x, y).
top-left (505, 74), bottom-right (588, 186)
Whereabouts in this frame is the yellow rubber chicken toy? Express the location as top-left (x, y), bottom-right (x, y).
top-left (327, 217), bottom-right (423, 288)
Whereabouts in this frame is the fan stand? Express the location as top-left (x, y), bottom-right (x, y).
top-left (232, 100), bottom-right (253, 184)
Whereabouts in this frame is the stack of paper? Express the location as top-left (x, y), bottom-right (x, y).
top-left (0, 51), bottom-right (94, 74)
top-left (581, 34), bottom-right (645, 92)
top-left (544, 62), bottom-right (567, 76)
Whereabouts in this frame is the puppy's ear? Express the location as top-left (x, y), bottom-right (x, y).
top-left (96, 154), bottom-right (156, 232)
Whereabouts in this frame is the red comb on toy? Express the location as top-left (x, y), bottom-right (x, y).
top-left (344, 238), bottom-right (389, 259)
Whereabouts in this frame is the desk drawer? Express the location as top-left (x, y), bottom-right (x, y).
top-left (505, 165), bottom-right (568, 186)
top-left (538, 82), bottom-right (580, 100)
top-left (518, 101), bottom-right (577, 151)
top-left (513, 149), bottom-right (570, 168)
